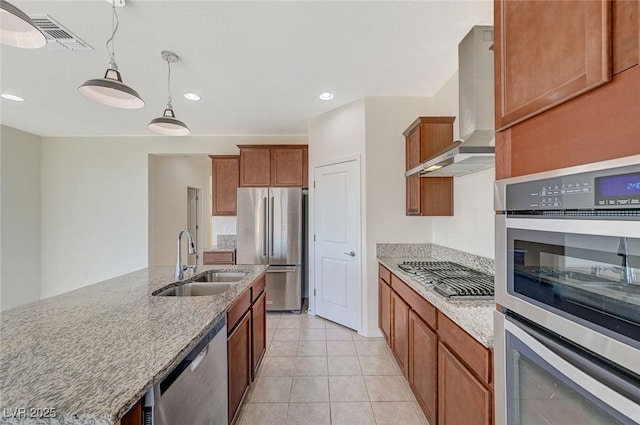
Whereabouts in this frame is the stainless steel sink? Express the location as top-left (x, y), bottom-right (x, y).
top-left (192, 271), bottom-right (248, 283)
top-left (156, 282), bottom-right (232, 297)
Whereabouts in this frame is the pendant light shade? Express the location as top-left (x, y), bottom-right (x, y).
top-left (0, 0), bottom-right (46, 48)
top-left (78, 0), bottom-right (143, 109)
top-left (148, 50), bottom-right (190, 136)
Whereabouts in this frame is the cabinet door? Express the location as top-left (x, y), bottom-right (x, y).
top-left (228, 312), bottom-right (251, 425)
top-left (271, 146), bottom-right (308, 187)
top-left (409, 311), bottom-right (437, 425)
top-left (406, 175), bottom-right (422, 216)
top-left (251, 290), bottom-right (266, 380)
top-left (438, 343), bottom-right (491, 425)
top-left (495, 0), bottom-right (611, 130)
top-left (406, 129), bottom-right (421, 169)
top-left (239, 147), bottom-right (271, 187)
top-left (211, 156), bottom-right (239, 215)
top-left (391, 291), bottom-right (409, 378)
top-left (378, 279), bottom-right (391, 343)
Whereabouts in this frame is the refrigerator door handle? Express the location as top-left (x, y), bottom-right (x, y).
top-left (270, 197), bottom-right (275, 256)
top-left (266, 268), bottom-right (297, 273)
top-left (263, 197), bottom-right (268, 257)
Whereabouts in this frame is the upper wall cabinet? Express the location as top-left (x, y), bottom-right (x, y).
top-left (494, 0), bottom-right (612, 131)
top-left (238, 145), bottom-right (308, 188)
top-left (211, 155), bottom-right (239, 216)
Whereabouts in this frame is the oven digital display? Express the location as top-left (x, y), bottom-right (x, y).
top-left (595, 172), bottom-right (640, 197)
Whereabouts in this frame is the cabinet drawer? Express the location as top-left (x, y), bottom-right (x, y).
top-left (203, 251), bottom-right (235, 265)
top-left (227, 290), bottom-right (251, 333)
top-left (390, 274), bottom-right (437, 330)
top-left (251, 274), bottom-right (266, 303)
top-left (378, 264), bottom-right (391, 284)
top-left (437, 312), bottom-right (491, 385)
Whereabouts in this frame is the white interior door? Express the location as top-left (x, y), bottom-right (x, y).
top-left (313, 159), bottom-right (361, 331)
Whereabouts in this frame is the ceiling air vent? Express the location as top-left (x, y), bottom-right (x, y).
top-left (28, 15), bottom-right (93, 51)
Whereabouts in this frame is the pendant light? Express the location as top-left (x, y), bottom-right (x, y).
top-left (78, 0), bottom-right (143, 109)
top-left (147, 51), bottom-right (190, 136)
top-left (0, 0), bottom-right (46, 48)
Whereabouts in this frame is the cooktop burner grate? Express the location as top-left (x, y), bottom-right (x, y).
top-left (397, 261), bottom-right (494, 298)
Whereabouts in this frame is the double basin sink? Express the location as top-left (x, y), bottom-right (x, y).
top-left (155, 271), bottom-right (248, 297)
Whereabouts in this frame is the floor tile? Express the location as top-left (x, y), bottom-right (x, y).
top-left (330, 402), bottom-right (376, 425)
top-left (412, 401), bottom-right (431, 425)
top-left (290, 376), bottom-right (330, 402)
top-left (371, 401), bottom-right (422, 425)
top-left (239, 403), bottom-right (288, 425)
top-left (298, 340), bottom-right (327, 356)
top-left (266, 328), bottom-right (276, 342)
top-left (328, 356), bottom-right (361, 376)
top-left (267, 340), bottom-right (298, 357)
top-left (300, 328), bottom-right (326, 341)
top-left (260, 356), bottom-right (296, 377)
top-left (358, 355), bottom-right (398, 375)
top-left (352, 333), bottom-right (385, 341)
top-left (273, 327), bottom-right (301, 341)
top-left (328, 375), bottom-right (369, 402)
top-left (325, 320), bottom-right (348, 329)
top-left (278, 316), bottom-right (303, 328)
top-left (249, 377), bottom-right (292, 402)
top-left (354, 340), bottom-right (390, 356)
top-left (287, 402), bottom-right (330, 425)
top-left (400, 375), bottom-right (417, 401)
top-left (325, 328), bottom-right (354, 341)
top-left (327, 340), bottom-right (357, 356)
top-left (302, 317), bottom-right (327, 329)
top-left (364, 375), bottom-right (412, 401)
top-left (294, 356), bottom-right (328, 376)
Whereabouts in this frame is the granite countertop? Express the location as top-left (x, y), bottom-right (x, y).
top-left (203, 245), bottom-right (236, 252)
top-left (0, 264), bottom-right (267, 425)
top-left (378, 256), bottom-right (495, 348)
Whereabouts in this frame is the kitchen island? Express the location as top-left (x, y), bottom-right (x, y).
top-left (0, 264), bottom-right (267, 425)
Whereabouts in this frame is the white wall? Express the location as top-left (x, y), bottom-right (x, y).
top-left (0, 125), bottom-right (42, 311)
top-left (40, 135), bottom-right (306, 298)
top-left (148, 155), bottom-right (212, 266)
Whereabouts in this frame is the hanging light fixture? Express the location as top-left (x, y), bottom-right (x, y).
top-left (0, 0), bottom-right (46, 48)
top-left (78, 0), bottom-right (143, 109)
top-left (147, 51), bottom-right (190, 136)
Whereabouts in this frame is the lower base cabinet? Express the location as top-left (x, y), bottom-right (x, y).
top-left (251, 290), bottom-right (266, 380)
top-left (438, 342), bottom-right (492, 425)
top-left (391, 291), bottom-right (409, 377)
top-left (228, 312), bottom-right (251, 425)
top-left (409, 311), bottom-right (437, 424)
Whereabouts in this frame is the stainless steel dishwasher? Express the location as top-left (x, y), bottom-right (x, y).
top-left (143, 314), bottom-right (228, 425)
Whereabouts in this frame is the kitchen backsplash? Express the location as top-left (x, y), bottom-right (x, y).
top-left (217, 234), bottom-right (237, 247)
top-left (377, 243), bottom-right (494, 275)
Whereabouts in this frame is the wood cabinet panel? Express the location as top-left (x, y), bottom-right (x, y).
top-left (251, 274), bottom-right (266, 302)
top-left (239, 147), bottom-right (271, 187)
top-left (406, 175), bottom-right (422, 216)
top-left (211, 155), bottom-right (239, 216)
top-left (120, 400), bottom-right (141, 425)
top-left (378, 264), bottom-right (391, 284)
top-left (494, 0), bottom-right (612, 130)
top-left (203, 251), bottom-right (235, 265)
top-left (613, 0), bottom-right (639, 74)
top-left (271, 146), bottom-right (308, 187)
top-left (423, 178), bottom-right (453, 217)
top-left (391, 274), bottom-right (437, 329)
top-left (228, 312), bottom-right (251, 425)
top-left (251, 290), bottom-right (266, 380)
top-left (391, 290), bottom-right (409, 378)
top-left (228, 290), bottom-right (251, 333)
top-left (438, 343), bottom-right (491, 425)
top-left (379, 278), bottom-right (391, 344)
top-left (409, 311), bottom-right (437, 425)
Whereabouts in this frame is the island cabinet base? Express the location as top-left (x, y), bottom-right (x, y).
top-left (116, 401), bottom-right (142, 425)
top-left (379, 264), bottom-right (493, 425)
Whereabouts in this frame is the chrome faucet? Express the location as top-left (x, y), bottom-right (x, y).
top-left (617, 237), bottom-right (637, 284)
top-left (175, 228), bottom-right (197, 280)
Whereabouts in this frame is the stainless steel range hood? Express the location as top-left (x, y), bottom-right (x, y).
top-left (410, 26), bottom-right (495, 178)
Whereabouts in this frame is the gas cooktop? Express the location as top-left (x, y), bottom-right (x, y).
top-left (397, 261), bottom-right (494, 299)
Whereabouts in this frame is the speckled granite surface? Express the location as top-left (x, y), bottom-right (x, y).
top-left (377, 243), bottom-right (494, 275)
top-left (378, 256), bottom-right (494, 348)
top-left (376, 243), bottom-right (431, 258)
top-left (0, 264), bottom-right (267, 425)
top-left (203, 245), bottom-right (236, 252)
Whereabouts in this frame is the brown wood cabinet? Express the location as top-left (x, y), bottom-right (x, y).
top-left (210, 155), bottom-right (239, 216)
top-left (438, 342), bottom-right (492, 425)
top-left (409, 310), bottom-right (437, 425)
top-left (495, 0), bottom-right (640, 179)
top-left (494, 0), bottom-right (612, 131)
top-left (403, 117), bottom-right (455, 216)
top-left (391, 290), bottom-right (409, 377)
top-left (251, 285), bottom-right (266, 380)
top-left (228, 311), bottom-right (251, 425)
top-left (203, 250), bottom-right (235, 265)
top-left (378, 278), bottom-right (391, 344)
top-left (238, 145), bottom-right (308, 188)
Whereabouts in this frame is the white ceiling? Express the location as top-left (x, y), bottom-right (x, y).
top-left (0, 0), bottom-right (493, 137)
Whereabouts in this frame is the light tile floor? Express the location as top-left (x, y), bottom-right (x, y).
top-left (237, 312), bottom-right (430, 425)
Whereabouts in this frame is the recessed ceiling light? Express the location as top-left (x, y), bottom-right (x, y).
top-left (1, 93), bottom-right (25, 102)
top-left (184, 92), bottom-right (201, 101)
top-left (319, 91), bottom-right (334, 101)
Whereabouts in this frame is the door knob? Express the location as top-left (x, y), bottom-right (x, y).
top-left (343, 251), bottom-right (356, 257)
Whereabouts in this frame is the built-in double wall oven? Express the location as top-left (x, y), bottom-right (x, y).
top-left (494, 155), bottom-right (640, 425)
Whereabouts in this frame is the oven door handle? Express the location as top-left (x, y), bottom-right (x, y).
top-left (505, 318), bottom-right (640, 420)
top-left (504, 217), bottom-right (640, 238)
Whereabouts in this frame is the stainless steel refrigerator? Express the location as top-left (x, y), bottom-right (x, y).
top-left (236, 188), bottom-right (304, 311)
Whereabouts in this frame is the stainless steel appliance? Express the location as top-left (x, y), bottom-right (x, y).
top-left (495, 155), bottom-right (640, 425)
top-left (397, 261), bottom-right (494, 298)
top-left (144, 314), bottom-right (228, 425)
top-left (236, 187), bottom-right (304, 311)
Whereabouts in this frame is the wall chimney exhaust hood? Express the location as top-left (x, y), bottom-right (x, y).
top-left (408, 26), bottom-right (495, 178)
